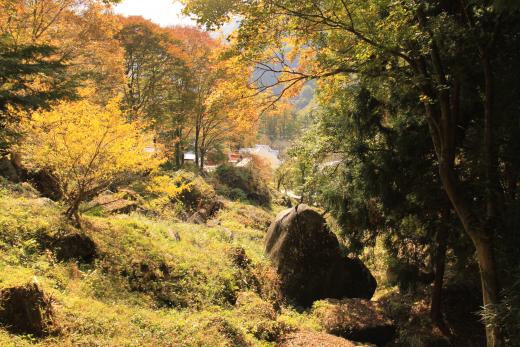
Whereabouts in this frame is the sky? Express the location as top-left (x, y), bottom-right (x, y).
top-left (113, 0), bottom-right (239, 38)
top-left (113, 0), bottom-right (196, 27)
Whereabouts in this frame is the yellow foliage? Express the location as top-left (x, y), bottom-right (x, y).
top-left (146, 175), bottom-right (193, 199)
top-left (144, 173), bottom-right (194, 213)
top-left (18, 94), bottom-right (164, 220)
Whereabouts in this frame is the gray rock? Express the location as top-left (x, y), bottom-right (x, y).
top-left (265, 204), bottom-right (376, 307)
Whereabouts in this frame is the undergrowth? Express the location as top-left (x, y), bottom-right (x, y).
top-left (0, 179), bottom-right (319, 346)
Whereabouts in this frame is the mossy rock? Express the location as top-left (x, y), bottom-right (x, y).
top-left (0, 282), bottom-right (56, 337)
top-left (265, 205), bottom-right (376, 307)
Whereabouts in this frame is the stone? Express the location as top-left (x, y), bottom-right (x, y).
top-left (187, 211), bottom-right (206, 224)
top-left (265, 205), bottom-right (376, 307)
top-left (279, 331), bottom-right (358, 347)
top-left (0, 282), bottom-right (56, 337)
top-left (90, 193), bottom-right (139, 214)
top-left (313, 298), bottom-right (396, 347)
top-left (167, 229), bottom-right (181, 241)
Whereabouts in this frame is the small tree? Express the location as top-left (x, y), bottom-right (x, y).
top-left (19, 93), bottom-right (163, 225)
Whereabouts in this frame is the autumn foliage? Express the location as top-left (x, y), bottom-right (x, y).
top-left (19, 90), bottom-right (163, 224)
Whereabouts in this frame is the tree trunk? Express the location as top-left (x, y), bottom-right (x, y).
top-left (175, 127), bottom-right (182, 169)
top-left (200, 149), bottom-right (205, 172)
top-left (482, 52), bottom-right (499, 221)
top-left (417, 40), bottom-right (503, 344)
top-left (65, 194), bottom-right (82, 228)
top-left (431, 227), bottom-right (448, 335)
top-left (475, 235), bottom-right (502, 347)
top-left (437, 160), bottom-right (502, 347)
top-left (194, 122), bottom-right (200, 170)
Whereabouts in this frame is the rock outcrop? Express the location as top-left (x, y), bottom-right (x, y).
top-left (313, 298), bottom-right (396, 346)
top-left (265, 204), bottom-right (376, 307)
top-left (0, 282), bottom-right (56, 337)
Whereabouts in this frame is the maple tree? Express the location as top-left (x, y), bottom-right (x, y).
top-left (0, 0), bottom-right (125, 99)
top-left (18, 89), bottom-right (163, 225)
top-left (116, 17), bottom-right (262, 171)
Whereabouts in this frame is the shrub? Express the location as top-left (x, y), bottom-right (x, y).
top-left (235, 291), bottom-right (288, 342)
top-left (228, 187), bottom-right (248, 201)
top-left (482, 273), bottom-right (520, 346)
top-left (214, 164), bottom-right (271, 206)
top-left (144, 174), bottom-right (194, 214)
top-left (143, 171), bottom-right (221, 219)
top-left (18, 94), bottom-right (163, 224)
top-left (175, 171), bottom-right (217, 212)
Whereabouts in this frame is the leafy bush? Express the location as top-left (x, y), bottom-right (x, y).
top-left (228, 187), bottom-right (248, 201)
top-left (143, 171), bottom-right (219, 218)
top-left (235, 291), bottom-right (288, 342)
top-left (482, 272), bottom-right (520, 346)
top-left (175, 171), bottom-right (217, 212)
top-left (214, 164), bottom-right (271, 206)
top-left (144, 174), bottom-right (194, 214)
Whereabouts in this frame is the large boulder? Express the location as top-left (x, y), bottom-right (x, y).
top-left (265, 205), bottom-right (376, 307)
top-left (313, 299), bottom-right (396, 346)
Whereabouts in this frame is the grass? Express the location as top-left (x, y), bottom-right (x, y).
top-left (0, 179), bottom-right (316, 346)
top-left (2, 178), bottom-right (429, 346)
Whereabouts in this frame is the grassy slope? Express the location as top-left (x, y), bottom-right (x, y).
top-left (0, 180), bottom-right (319, 346)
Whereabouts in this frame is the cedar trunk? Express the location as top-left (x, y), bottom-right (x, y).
top-left (430, 228), bottom-right (448, 335)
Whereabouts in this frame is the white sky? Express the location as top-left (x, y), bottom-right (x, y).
top-left (113, 0), bottom-right (196, 27)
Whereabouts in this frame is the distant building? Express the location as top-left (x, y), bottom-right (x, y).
top-left (144, 146), bottom-right (156, 153)
top-left (184, 151), bottom-right (196, 162)
top-left (228, 152), bottom-right (241, 164)
top-left (239, 144), bottom-right (281, 169)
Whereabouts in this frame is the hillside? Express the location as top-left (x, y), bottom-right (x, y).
top-left (0, 178), bottom-right (313, 346)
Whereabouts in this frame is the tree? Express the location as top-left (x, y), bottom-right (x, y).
top-left (0, 0), bottom-right (125, 153)
top-left (117, 20), bottom-right (220, 169)
top-left (197, 54), bottom-right (260, 171)
top-left (18, 90), bottom-right (163, 225)
top-left (286, 84), bottom-right (462, 332)
top-left (0, 37), bottom-right (76, 153)
top-left (183, 1), bottom-right (520, 345)
top-left (0, 0), bottom-right (125, 99)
